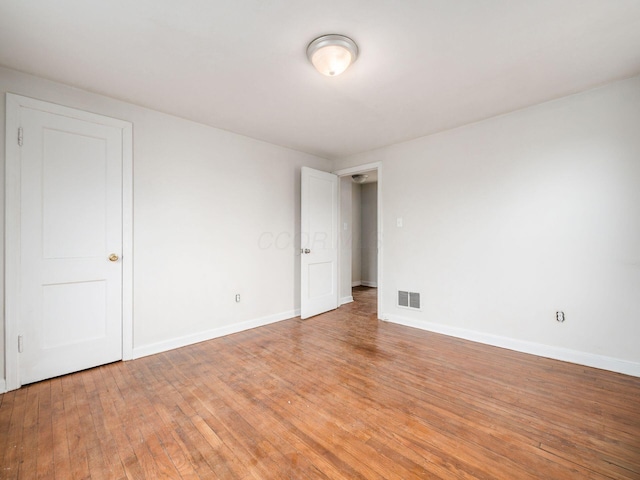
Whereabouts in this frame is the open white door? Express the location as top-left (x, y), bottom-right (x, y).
top-left (300, 167), bottom-right (338, 319)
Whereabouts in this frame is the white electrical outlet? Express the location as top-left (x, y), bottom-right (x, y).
top-left (556, 311), bottom-right (565, 322)
top-left (235, 294), bottom-right (241, 303)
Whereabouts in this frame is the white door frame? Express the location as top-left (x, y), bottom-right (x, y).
top-left (333, 162), bottom-right (383, 320)
top-left (4, 93), bottom-right (134, 392)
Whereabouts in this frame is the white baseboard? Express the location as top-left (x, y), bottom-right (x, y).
top-left (353, 281), bottom-right (377, 288)
top-left (0, 379), bottom-right (6, 394)
top-left (340, 296), bottom-right (354, 305)
top-left (132, 309), bottom-right (299, 359)
top-left (385, 313), bottom-right (640, 378)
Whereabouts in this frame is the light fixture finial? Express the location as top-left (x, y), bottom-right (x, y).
top-left (307, 34), bottom-right (358, 77)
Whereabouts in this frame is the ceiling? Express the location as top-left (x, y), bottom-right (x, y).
top-left (1, 1), bottom-right (640, 160)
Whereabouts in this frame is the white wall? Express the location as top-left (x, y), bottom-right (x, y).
top-left (0, 66), bottom-right (331, 384)
top-left (335, 75), bottom-right (640, 376)
top-left (351, 184), bottom-right (362, 285)
top-left (361, 182), bottom-right (378, 286)
top-left (339, 176), bottom-right (353, 303)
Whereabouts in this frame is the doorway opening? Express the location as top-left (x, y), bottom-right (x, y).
top-left (334, 163), bottom-right (382, 319)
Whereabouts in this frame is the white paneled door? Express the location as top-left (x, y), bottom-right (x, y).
top-left (7, 96), bottom-right (131, 386)
top-left (300, 167), bottom-right (338, 319)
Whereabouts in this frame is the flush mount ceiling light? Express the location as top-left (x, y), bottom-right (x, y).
top-left (307, 34), bottom-right (358, 77)
top-left (352, 174), bottom-right (368, 184)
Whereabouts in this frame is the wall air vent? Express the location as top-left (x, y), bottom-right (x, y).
top-left (398, 290), bottom-right (421, 310)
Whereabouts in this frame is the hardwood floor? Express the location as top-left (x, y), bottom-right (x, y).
top-left (1, 286), bottom-right (639, 479)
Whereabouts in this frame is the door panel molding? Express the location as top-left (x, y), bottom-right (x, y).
top-left (4, 93), bottom-right (133, 391)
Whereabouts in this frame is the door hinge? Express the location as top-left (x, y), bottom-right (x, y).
top-left (18, 335), bottom-right (24, 353)
top-left (18, 127), bottom-right (23, 146)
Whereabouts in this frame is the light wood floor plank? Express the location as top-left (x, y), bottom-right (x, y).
top-left (3, 387), bottom-right (28, 479)
top-left (34, 381), bottom-right (54, 479)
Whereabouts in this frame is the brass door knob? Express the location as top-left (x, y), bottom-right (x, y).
top-left (109, 253), bottom-right (119, 262)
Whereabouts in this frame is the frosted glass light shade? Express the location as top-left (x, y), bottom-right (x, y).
top-left (352, 174), bottom-right (368, 183)
top-left (307, 34), bottom-right (358, 77)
